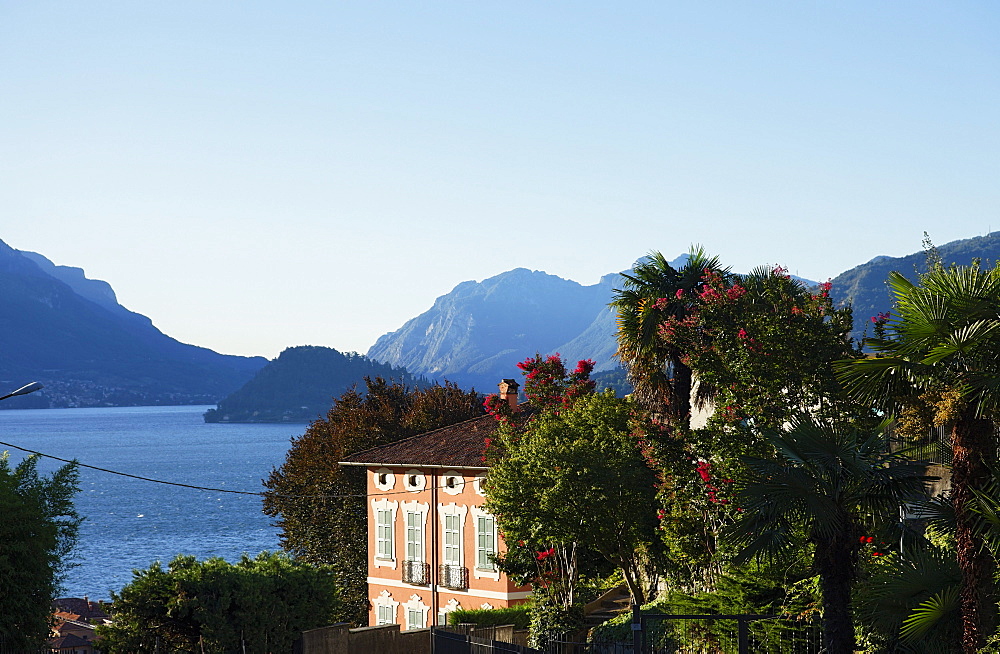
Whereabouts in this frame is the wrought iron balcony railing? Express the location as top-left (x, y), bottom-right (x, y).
top-left (438, 564), bottom-right (469, 590)
top-left (402, 560), bottom-right (431, 585)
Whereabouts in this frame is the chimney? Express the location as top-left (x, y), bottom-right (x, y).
top-left (498, 379), bottom-right (519, 410)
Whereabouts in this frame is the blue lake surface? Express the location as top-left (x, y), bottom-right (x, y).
top-left (0, 405), bottom-right (305, 601)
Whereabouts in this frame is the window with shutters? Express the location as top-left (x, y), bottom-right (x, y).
top-left (476, 515), bottom-right (496, 570)
top-left (406, 511), bottom-right (423, 562)
top-left (376, 509), bottom-right (393, 560)
top-left (444, 514), bottom-right (461, 566)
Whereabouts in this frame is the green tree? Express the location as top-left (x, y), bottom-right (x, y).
top-left (262, 378), bottom-right (483, 625)
top-left (660, 265), bottom-right (856, 432)
top-left (0, 453), bottom-right (80, 650)
top-left (486, 391), bottom-right (660, 607)
top-left (836, 264), bottom-right (1000, 653)
top-left (643, 263), bottom-right (857, 591)
top-left (97, 552), bottom-right (338, 653)
top-left (728, 417), bottom-right (932, 654)
top-left (611, 247), bottom-right (730, 422)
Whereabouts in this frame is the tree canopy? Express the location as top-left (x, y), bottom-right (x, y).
top-left (0, 453), bottom-right (80, 650)
top-left (837, 262), bottom-right (1000, 652)
top-left (96, 552), bottom-right (338, 653)
top-left (486, 390), bottom-right (659, 607)
top-left (610, 247), bottom-right (730, 421)
top-left (728, 417), bottom-right (932, 653)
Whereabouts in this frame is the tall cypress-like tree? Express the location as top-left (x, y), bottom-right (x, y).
top-left (262, 378), bottom-right (483, 625)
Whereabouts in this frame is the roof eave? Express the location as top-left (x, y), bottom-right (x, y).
top-left (338, 461), bottom-right (488, 471)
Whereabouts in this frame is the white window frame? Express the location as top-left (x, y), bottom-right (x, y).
top-left (404, 469), bottom-right (426, 492)
top-left (374, 467), bottom-right (396, 491)
top-left (438, 502), bottom-right (468, 567)
top-left (401, 500), bottom-right (428, 564)
top-left (403, 594), bottom-right (429, 630)
top-left (371, 498), bottom-right (398, 569)
top-left (470, 506), bottom-right (500, 580)
top-left (441, 470), bottom-right (465, 496)
top-left (373, 590), bottom-right (399, 626)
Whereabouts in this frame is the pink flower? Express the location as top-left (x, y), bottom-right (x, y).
top-left (675, 289), bottom-right (685, 299)
top-left (725, 284), bottom-right (746, 300)
top-left (737, 328), bottom-right (748, 339)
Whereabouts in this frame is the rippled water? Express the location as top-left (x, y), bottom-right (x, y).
top-left (0, 405), bottom-right (304, 601)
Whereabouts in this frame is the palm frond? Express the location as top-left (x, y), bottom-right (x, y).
top-left (899, 586), bottom-right (961, 645)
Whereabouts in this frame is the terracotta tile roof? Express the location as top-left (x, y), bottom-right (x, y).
top-left (52, 598), bottom-right (109, 623)
top-left (340, 407), bottom-right (529, 469)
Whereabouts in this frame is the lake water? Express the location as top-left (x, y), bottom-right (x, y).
top-left (0, 405), bottom-right (305, 601)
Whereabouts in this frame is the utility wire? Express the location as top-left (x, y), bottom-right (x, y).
top-left (0, 439), bottom-right (473, 499)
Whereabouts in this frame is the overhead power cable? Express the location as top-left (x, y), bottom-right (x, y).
top-left (0, 439), bottom-right (467, 499)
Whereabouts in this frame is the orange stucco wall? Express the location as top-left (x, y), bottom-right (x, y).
top-left (364, 466), bottom-right (531, 629)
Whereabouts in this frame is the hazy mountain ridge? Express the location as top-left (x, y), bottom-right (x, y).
top-left (11, 232), bottom-right (1000, 413)
top-left (0, 239), bottom-right (266, 409)
top-left (829, 231), bottom-right (1000, 343)
top-left (368, 234), bottom-right (1000, 392)
top-left (367, 268), bottom-right (620, 391)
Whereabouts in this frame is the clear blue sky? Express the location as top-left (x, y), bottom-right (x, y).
top-left (2, 2), bottom-right (997, 358)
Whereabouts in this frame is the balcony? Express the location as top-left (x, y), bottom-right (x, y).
top-left (438, 564), bottom-right (469, 590)
top-left (402, 560), bottom-right (430, 585)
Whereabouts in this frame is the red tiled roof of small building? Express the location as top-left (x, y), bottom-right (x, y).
top-left (52, 598), bottom-right (109, 623)
top-left (340, 405), bottom-right (529, 469)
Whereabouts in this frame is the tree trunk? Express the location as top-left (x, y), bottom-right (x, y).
top-left (952, 414), bottom-right (997, 654)
top-left (618, 557), bottom-right (647, 608)
top-left (663, 356), bottom-right (692, 427)
top-left (815, 528), bottom-right (857, 654)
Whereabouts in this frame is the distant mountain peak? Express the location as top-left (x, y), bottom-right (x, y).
top-left (0, 238), bottom-right (266, 408)
top-left (370, 234), bottom-right (1000, 392)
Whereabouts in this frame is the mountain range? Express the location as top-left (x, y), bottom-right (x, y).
top-left (6, 231), bottom-right (1000, 413)
top-left (367, 233), bottom-right (1000, 393)
top-left (0, 239), bottom-right (266, 409)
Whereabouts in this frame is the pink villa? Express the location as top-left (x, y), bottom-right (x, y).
top-left (339, 380), bottom-right (531, 630)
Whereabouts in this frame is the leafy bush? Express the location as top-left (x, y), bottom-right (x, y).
top-left (529, 601), bottom-right (585, 649)
top-left (96, 552), bottom-right (339, 653)
top-left (447, 605), bottom-right (531, 630)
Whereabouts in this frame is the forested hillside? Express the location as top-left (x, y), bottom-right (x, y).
top-left (204, 346), bottom-right (426, 423)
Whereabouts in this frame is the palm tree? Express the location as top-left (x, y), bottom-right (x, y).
top-left (610, 247), bottom-right (729, 422)
top-left (836, 264), bottom-right (1000, 653)
top-left (728, 417), bottom-right (933, 654)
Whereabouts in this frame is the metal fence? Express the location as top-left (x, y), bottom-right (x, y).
top-left (430, 613), bottom-right (823, 654)
top-left (433, 626), bottom-right (534, 654)
top-left (636, 613), bottom-right (823, 654)
top-left (538, 613), bottom-right (823, 654)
